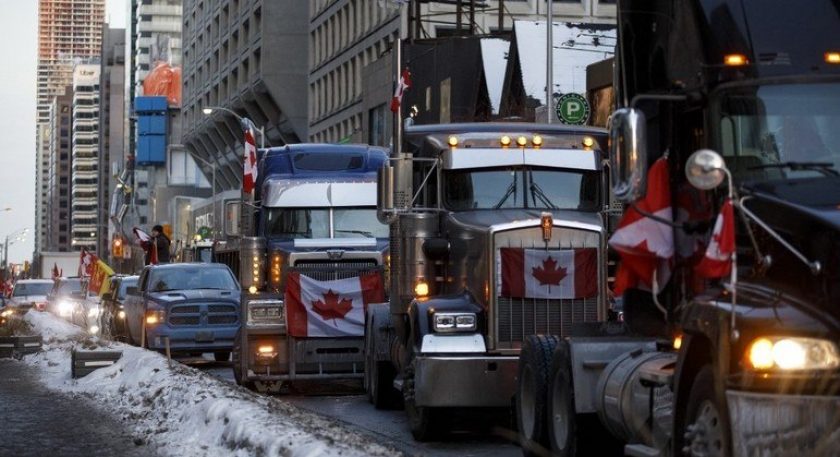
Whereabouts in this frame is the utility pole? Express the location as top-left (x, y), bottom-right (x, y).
top-left (546, 0), bottom-right (554, 124)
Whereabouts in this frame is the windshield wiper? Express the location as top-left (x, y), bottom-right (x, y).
top-left (527, 172), bottom-right (558, 209)
top-left (335, 229), bottom-right (375, 238)
top-left (749, 161), bottom-right (839, 177)
top-left (494, 173), bottom-right (518, 209)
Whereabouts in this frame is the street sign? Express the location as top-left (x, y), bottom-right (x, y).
top-left (556, 93), bottom-right (590, 125)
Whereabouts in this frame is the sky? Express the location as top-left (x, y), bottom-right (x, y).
top-left (0, 0), bottom-right (125, 266)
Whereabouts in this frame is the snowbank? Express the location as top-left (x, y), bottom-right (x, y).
top-left (23, 311), bottom-right (398, 457)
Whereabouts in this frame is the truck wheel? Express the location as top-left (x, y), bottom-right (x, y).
top-left (231, 330), bottom-right (255, 390)
top-left (516, 335), bottom-right (559, 457)
top-left (405, 399), bottom-right (439, 441)
top-left (683, 366), bottom-right (728, 457)
top-left (366, 311), bottom-right (398, 409)
top-left (547, 340), bottom-right (576, 456)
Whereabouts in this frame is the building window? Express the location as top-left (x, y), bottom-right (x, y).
top-left (368, 104), bottom-right (387, 146)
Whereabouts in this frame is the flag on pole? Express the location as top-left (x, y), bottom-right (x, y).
top-left (88, 258), bottom-right (116, 296)
top-left (79, 248), bottom-right (97, 277)
top-left (133, 227), bottom-right (158, 265)
top-left (608, 157), bottom-right (674, 295)
top-left (285, 271), bottom-right (385, 337)
top-left (243, 129), bottom-right (258, 193)
top-left (51, 263), bottom-right (62, 280)
top-left (695, 198), bottom-right (736, 279)
top-left (390, 68), bottom-right (411, 113)
top-left (499, 248), bottom-right (598, 299)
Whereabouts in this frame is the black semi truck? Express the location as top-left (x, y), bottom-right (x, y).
top-left (515, 1), bottom-right (840, 456)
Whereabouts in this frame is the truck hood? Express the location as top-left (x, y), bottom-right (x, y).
top-left (448, 209), bottom-right (603, 233)
top-left (148, 289), bottom-right (239, 304)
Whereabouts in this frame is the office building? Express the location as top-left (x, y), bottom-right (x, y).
top-left (45, 87), bottom-right (74, 252)
top-left (71, 64), bottom-right (101, 251)
top-left (98, 27), bottom-right (126, 257)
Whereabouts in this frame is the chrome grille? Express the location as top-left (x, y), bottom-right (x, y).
top-left (293, 260), bottom-right (379, 281)
top-left (496, 297), bottom-right (598, 344)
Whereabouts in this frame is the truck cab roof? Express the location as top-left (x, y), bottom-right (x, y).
top-left (259, 143), bottom-right (388, 182)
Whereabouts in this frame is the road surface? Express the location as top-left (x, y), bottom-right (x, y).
top-left (0, 359), bottom-right (158, 457)
top-left (195, 356), bottom-right (521, 457)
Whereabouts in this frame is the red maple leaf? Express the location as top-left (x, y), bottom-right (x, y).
top-left (311, 289), bottom-right (354, 321)
top-left (531, 256), bottom-right (568, 286)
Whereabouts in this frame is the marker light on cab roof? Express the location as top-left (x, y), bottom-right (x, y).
top-left (500, 135), bottom-right (512, 147)
top-left (448, 135), bottom-right (459, 147)
top-left (532, 135), bottom-right (543, 148)
top-left (516, 136), bottom-right (528, 147)
top-left (724, 53), bottom-right (748, 66)
top-left (582, 136), bottom-right (595, 148)
top-left (826, 52), bottom-right (840, 64)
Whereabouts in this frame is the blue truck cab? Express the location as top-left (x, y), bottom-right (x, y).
top-left (230, 144), bottom-right (390, 390)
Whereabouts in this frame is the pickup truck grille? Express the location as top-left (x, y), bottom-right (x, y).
top-left (497, 297), bottom-right (598, 344)
top-left (167, 303), bottom-right (239, 327)
top-left (293, 260), bottom-right (379, 281)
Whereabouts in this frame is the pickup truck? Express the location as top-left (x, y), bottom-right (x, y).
top-left (124, 263), bottom-right (240, 360)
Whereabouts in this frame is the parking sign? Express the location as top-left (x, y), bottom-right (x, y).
top-left (556, 93), bottom-right (590, 125)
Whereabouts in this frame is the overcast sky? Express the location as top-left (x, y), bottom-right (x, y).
top-left (0, 0), bottom-right (125, 265)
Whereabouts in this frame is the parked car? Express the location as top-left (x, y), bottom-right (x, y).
top-left (7, 279), bottom-right (54, 314)
top-left (46, 277), bottom-right (84, 318)
top-left (100, 275), bottom-right (139, 341)
top-left (123, 263), bottom-right (240, 360)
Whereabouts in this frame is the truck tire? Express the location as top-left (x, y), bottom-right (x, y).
top-left (682, 365), bottom-right (729, 457)
top-left (516, 335), bottom-right (559, 457)
top-left (365, 310), bottom-right (399, 409)
top-left (405, 398), bottom-right (439, 441)
top-left (547, 340), bottom-right (577, 456)
top-left (232, 330), bottom-right (256, 391)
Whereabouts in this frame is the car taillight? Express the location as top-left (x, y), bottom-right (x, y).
top-left (35, 302), bottom-right (46, 311)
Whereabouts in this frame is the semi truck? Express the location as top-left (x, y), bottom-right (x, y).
top-left (219, 144), bottom-right (390, 392)
top-left (366, 122), bottom-right (612, 440)
top-left (513, 1), bottom-right (840, 456)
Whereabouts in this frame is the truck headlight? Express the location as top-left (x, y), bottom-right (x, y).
top-left (433, 312), bottom-right (477, 333)
top-left (145, 309), bottom-right (166, 326)
top-left (0, 309), bottom-right (13, 318)
top-left (58, 301), bottom-right (74, 317)
top-left (247, 300), bottom-right (285, 326)
top-left (87, 305), bottom-right (101, 318)
top-left (747, 337), bottom-right (840, 371)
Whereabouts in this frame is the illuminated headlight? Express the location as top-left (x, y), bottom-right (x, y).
top-left (433, 312), bottom-right (477, 333)
top-left (58, 301), bottom-right (75, 317)
top-left (247, 300), bottom-right (285, 326)
top-left (117, 310), bottom-right (126, 320)
top-left (145, 309), bottom-right (166, 325)
top-left (0, 309), bottom-right (13, 318)
top-left (747, 337), bottom-right (840, 371)
top-left (256, 344), bottom-right (278, 360)
top-left (87, 305), bottom-right (101, 318)
top-left (88, 325), bottom-right (100, 335)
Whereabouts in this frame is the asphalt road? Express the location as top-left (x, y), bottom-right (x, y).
top-left (194, 356), bottom-right (521, 457)
top-left (0, 359), bottom-right (158, 457)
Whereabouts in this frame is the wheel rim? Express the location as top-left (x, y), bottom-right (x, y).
top-left (550, 369), bottom-right (569, 449)
top-left (686, 400), bottom-right (724, 457)
top-left (519, 365), bottom-right (537, 438)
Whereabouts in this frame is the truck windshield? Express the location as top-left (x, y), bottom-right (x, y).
top-left (54, 279), bottom-right (82, 296)
top-left (12, 282), bottom-right (52, 297)
top-left (443, 167), bottom-right (600, 211)
top-left (148, 267), bottom-right (238, 292)
top-left (264, 207), bottom-right (388, 239)
top-left (118, 278), bottom-right (138, 300)
top-left (715, 82), bottom-right (840, 181)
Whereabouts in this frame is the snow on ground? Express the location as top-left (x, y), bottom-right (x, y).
top-left (22, 310), bottom-right (399, 457)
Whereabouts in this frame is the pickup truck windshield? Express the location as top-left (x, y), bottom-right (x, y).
top-left (118, 279), bottom-right (138, 299)
top-left (715, 83), bottom-right (840, 181)
top-left (12, 282), bottom-right (52, 297)
top-left (264, 207), bottom-right (388, 239)
top-left (443, 167), bottom-right (600, 211)
top-left (54, 279), bottom-right (82, 296)
top-left (148, 267), bottom-right (238, 292)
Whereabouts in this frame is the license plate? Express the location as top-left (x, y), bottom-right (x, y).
top-left (195, 331), bottom-right (214, 342)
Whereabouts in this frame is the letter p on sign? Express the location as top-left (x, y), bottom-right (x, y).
top-left (556, 93), bottom-right (590, 125)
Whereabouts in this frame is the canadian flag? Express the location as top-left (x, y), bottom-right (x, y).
top-left (390, 68), bottom-right (411, 113)
top-left (79, 248), bottom-right (97, 277)
top-left (51, 263), bottom-right (62, 280)
top-left (608, 157), bottom-right (674, 295)
top-left (695, 198), bottom-right (735, 279)
top-left (499, 248), bottom-right (598, 299)
top-left (285, 271), bottom-right (385, 337)
top-left (243, 129), bottom-right (258, 194)
top-left (133, 227), bottom-right (158, 265)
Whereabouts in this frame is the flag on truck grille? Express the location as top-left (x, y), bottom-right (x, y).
top-left (695, 198), bottom-right (735, 279)
top-left (243, 129), bottom-right (258, 193)
top-left (499, 248), bottom-right (598, 299)
top-left (285, 271), bottom-right (385, 337)
top-left (608, 157), bottom-right (674, 296)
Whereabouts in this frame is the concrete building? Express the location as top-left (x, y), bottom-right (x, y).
top-left (35, 0), bottom-right (106, 255)
top-left (45, 87), bottom-right (75, 252)
top-left (181, 0), bottom-right (309, 193)
top-left (308, 0), bottom-right (616, 143)
top-left (134, 0), bottom-right (183, 93)
top-left (71, 64), bottom-right (102, 251)
top-left (98, 27), bottom-right (126, 258)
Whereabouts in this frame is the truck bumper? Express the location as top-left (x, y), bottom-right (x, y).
top-left (726, 390), bottom-right (840, 457)
top-left (147, 325), bottom-right (238, 353)
top-left (413, 355), bottom-right (519, 407)
top-left (242, 333), bottom-right (366, 382)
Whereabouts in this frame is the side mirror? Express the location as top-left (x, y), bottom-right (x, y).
top-left (377, 164), bottom-right (396, 224)
top-left (608, 108), bottom-right (648, 202)
top-left (126, 287), bottom-right (138, 296)
top-left (224, 200), bottom-right (241, 237)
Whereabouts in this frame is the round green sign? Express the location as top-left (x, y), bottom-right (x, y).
top-left (197, 226), bottom-right (212, 240)
top-left (556, 93), bottom-right (590, 125)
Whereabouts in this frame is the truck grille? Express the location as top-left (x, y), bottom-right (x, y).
top-left (167, 303), bottom-right (239, 327)
top-left (170, 316), bottom-right (200, 326)
top-left (293, 260), bottom-right (378, 281)
top-left (497, 297), bottom-right (598, 344)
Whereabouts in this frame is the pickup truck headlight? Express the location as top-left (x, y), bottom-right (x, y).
top-left (87, 305), bottom-right (101, 318)
top-left (747, 336), bottom-right (840, 371)
top-left (247, 300), bottom-right (285, 326)
top-left (57, 300), bottom-right (75, 317)
top-left (433, 312), bottom-right (477, 333)
top-left (145, 309), bottom-right (166, 326)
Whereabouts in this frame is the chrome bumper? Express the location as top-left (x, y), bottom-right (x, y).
top-left (726, 390), bottom-right (840, 457)
top-left (414, 355), bottom-right (519, 407)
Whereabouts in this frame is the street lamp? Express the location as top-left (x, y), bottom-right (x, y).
top-left (202, 106), bottom-right (268, 148)
top-left (2, 227), bottom-right (29, 270)
top-left (191, 153), bottom-right (219, 239)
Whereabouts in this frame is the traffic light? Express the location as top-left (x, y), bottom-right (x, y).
top-left (112, 237), bottom-right (124, 259)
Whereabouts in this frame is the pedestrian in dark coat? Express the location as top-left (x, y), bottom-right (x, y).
top-left (149, 225), bottom-right (172, 264)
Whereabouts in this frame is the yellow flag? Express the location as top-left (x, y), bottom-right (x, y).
top-left (91, 259), bottom-right (116, 297)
